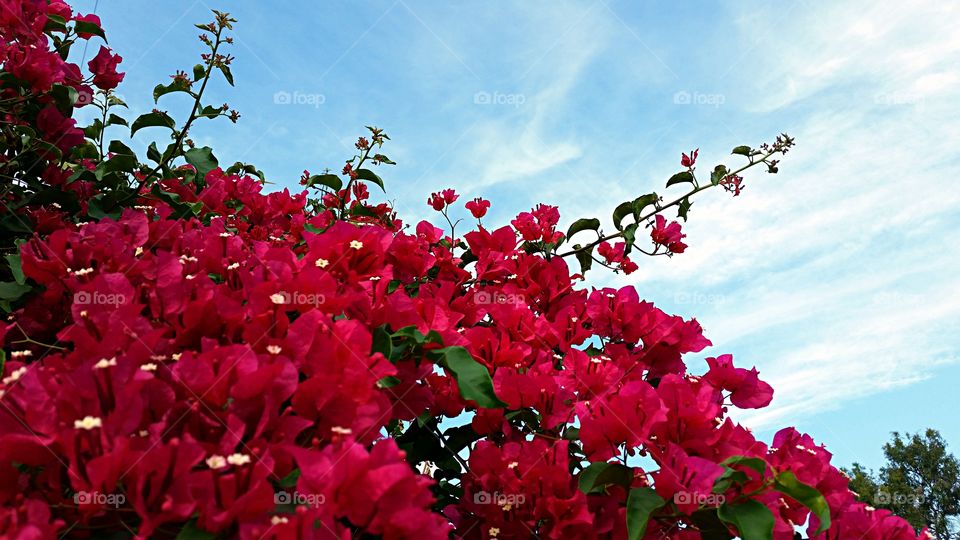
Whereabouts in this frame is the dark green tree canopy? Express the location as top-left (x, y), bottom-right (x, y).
top-left (846, 429), bottom-right (960, 539)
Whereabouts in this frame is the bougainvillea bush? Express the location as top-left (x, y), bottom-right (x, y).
top-left (0, 3), bottom-right (933, 539)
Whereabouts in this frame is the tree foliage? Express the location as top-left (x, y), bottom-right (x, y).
top-left (846, 429), bottom-right (960, 538)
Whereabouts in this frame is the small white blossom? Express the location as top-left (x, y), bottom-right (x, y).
top-left (206, 455), bottom-right (227, 470)
top-left (226, 453), bottom-right (251, 466)
top-left (94, 357), bottom-right (117, 369)
top-left (2, 366), bottom-right (28, 385)
top-left (74, 416), bottom-right (102, 430)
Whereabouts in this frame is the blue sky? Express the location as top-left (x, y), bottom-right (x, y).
top-left (75, 0), bottom-right (960, 471)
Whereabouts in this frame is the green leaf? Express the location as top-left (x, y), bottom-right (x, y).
top-left (184, 146), bottom-right (219, 180)
top-left (86, 196), bottom-right (121, 220)
top-left (721, 455), bottom-right (768, 476)
top-left (613, 194), bottom-right (658, 230)
top-left (5, 254), bottom-right (25, 285)
top-left (101, 154), bottom-right (137, 175)
top-left (622, 222), bottom-right (638, 251)
top-left (690, 508), bottom-right (735, 540)
top-left (106, 114), bottom-right (128, 127)
top-left (573, 245), bottom-right (593, 275)
top-left (355, 168), bottom-right (385, 191)
top-left (73, 19), bottom-right (106, 40)
top-left (217, 64), bottom-right (234, 86)
top-left (32, 140), bottom-right (62, 161)
top-left (305, 174), bottom-right (342, 191)
top-left (710, 164), bottom-right (729, 185)
top-left (153, 81), bottom-right (191, 103)
top-left (677, 197), bottom-right (693, 221)
top-left (193, 64), bottom-right (206, 81)
top-left (278, 468), bottom-right (301, 488)
top-left (626, 487), bottom-right (666, 540)
top-left (146, 142), bottom-right (162, 163)
top-left (774, 471), bottom-right (831, 534)
top-left (713, 467), bottom-right (749, 494)
top-left (107, 94), bottom-right (128, 108)
top-left (174, 519), bottom-right (215, 540)
top-left (82, 119), bottom-right (104, 140)
top-left (44, 14), bottom-right (67, 33)
top-left (632, 193), bottom-right (658, 217)
top-left (578, 462), bottom-right (633, 494)
top-left (0, 281), bottom-right (31, 301)
top-left (130, 111), bottom-right (176, 136)
top-left (377, 376), bottom-right (401, 388)
top-left (666, 170), bottom-right (694, 188)
top-left (100, 140), bottom-right (138, 174)
top-left (50, 85), bottom-right (79, 114)
top-left (717, 500), bottom-right (774, 540)
top-left (108, 140), bottom-right (135, 156)
top-left (566, 218), bottom-right (601, 240)
top-left (731, 145), bottom-right (752, 156)
top-left (372, 325), bottom-right (394, 360)
top-left (433, 346), bottom-right (506, 408)
top-left (612, 201), bottom-right (634, 230)
top-left (198, 105), bottom-right (222, 119)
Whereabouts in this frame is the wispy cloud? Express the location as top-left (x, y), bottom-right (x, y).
top-left (614, 0), bottom-right (960, 429)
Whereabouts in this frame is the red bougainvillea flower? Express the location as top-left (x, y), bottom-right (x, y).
top-left (427, 189), bottom-right (458, 211)
top-left (650, 214), bottom-right (687, 253)
top-left (87, 46), bottom-right (124, 89)
top-left (0, 6), bottom-right (928, 539)
top-left (74, 13), bottom-right (102, 39)
top-left (510, 204), bottom-right (563, 243)
top-left (681, 148), bottom-right (699, 168)
top-left (36, 106), bottom-right (85, 152)
top-left (427, 192), bottom-right (446, 211)
top-left (721, 173), bottom-right (745, 196)
top-left (704, 354), bottom-right (774, 408)
top-left (465, 197), bottom-right (490, 219)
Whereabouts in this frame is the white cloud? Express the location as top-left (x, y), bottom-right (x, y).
top-left (608, 0), bottom-right (960, 429)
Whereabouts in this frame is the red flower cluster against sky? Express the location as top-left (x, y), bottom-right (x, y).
top-left (0, 1), bottom-right (932, 539)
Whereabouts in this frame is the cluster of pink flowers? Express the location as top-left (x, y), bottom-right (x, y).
top-left (0, 169), bottom-right (931, 537)
top-left (0, 2), bottom-right (931, 539)
top-left (650, 215), bottom-right (688, 254)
